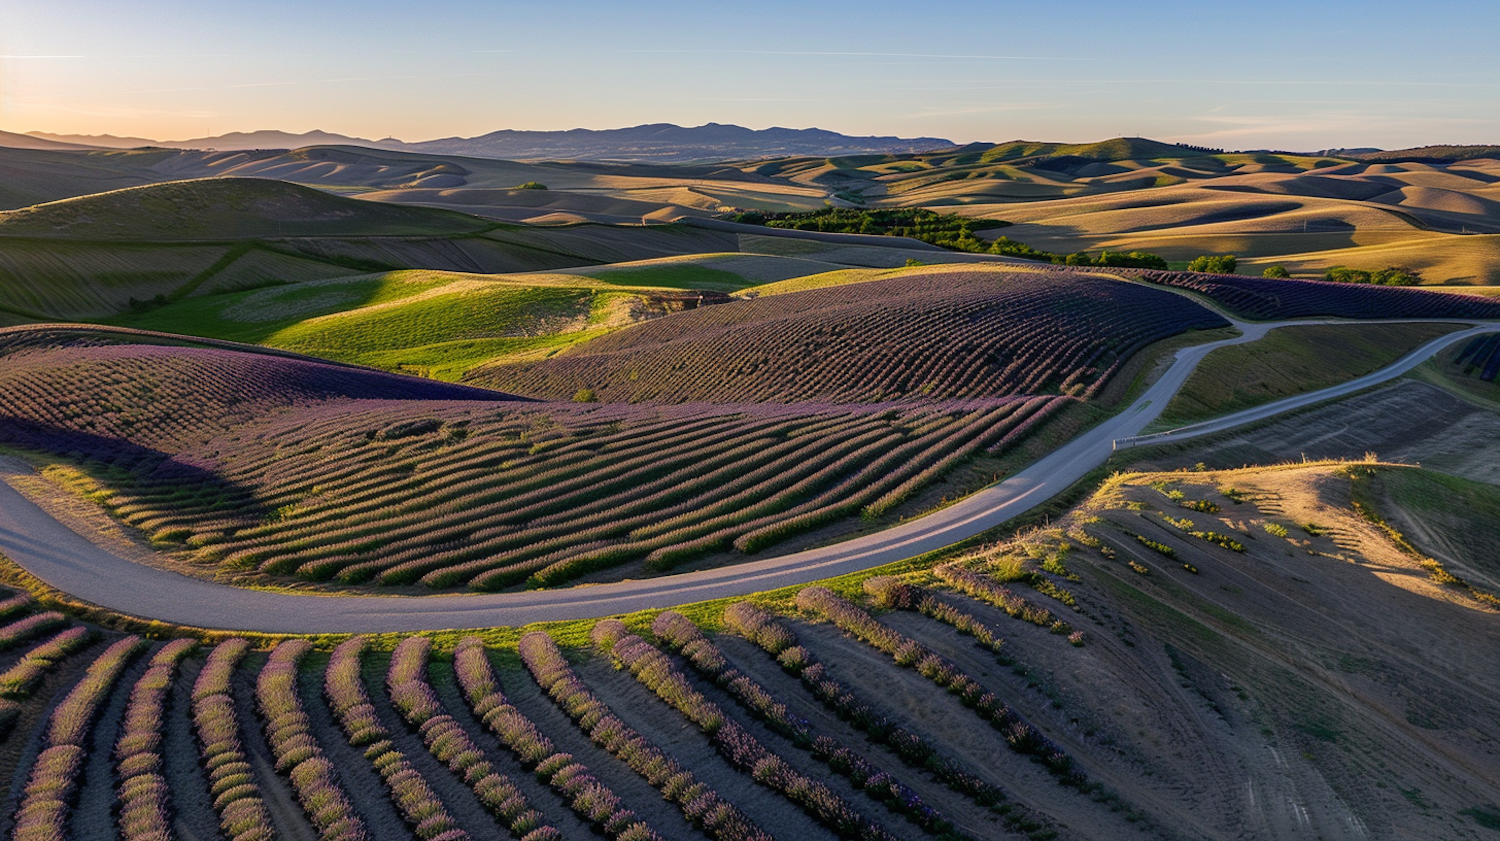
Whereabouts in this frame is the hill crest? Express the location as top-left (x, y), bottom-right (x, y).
top-left (0, 177), bottom-right (490, 240)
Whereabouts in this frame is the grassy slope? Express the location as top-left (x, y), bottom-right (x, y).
top-left (112, 260), bottom-right (769, 380)
top-left (1374, 467), bottom-right (1500, 578)
top-left (1158, 322), bottom-right (1464, 426)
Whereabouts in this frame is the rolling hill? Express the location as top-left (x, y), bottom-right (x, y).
top-left (0, 177), bottom-right (491, 241)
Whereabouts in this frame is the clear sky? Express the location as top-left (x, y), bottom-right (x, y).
top-left (3, 0), bottom-right (1497, 151)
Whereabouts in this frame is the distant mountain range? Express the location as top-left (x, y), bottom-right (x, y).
top-left (21, 123), bottom-right (956, 163)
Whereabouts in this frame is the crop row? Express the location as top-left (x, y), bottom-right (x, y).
top-left (116, 639), bottom-right (197, 841)
top-left (649, 611), bottom-right (959, 838)
top-left (470, 269), bottom-right (1230, 403)
top-left (441, 637), bottom-right (662, 840)
top-left (517, 631), bottom-right (772, 841)
top-left (592, 619), bottom-right (900, 841)
top-left (324, 638), bottom-right (474, 841)
top-left (14, 636), bottom-right (145, 841)
top-left (794, 586), bottom-right (1083, 784)
top-left (1118, 268), bottom-right (1500, 321)
top-left (722, 602), bottom-right (1033, 822)
top-left (256, 639), bottom-right (368, 840)
top-left (194, 639), bottom-right (277, 841)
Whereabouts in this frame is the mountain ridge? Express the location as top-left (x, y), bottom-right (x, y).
top-left (19, 123), bottom-right (956, 162)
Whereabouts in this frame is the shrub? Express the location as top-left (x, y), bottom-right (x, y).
top-left (1262, 265), bottom-right (1290, 279)
top-left (1323, 265), bottom-right (1422, 286)
top-left (514, 182), bottom-right (548, 190)
top-left (1188, 254), bottom-right (1237, 273)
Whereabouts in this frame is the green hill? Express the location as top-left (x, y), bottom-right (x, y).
top-left (112, 257), bottom-right (805, 379)
top-left (0, 177), bottom-right (492, 241)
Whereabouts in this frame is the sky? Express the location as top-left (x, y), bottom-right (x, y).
top-left (3, 0), bottom-right (1498, 151)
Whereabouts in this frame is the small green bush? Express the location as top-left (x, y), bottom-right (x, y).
top-left (1262, 265), bottom-right (1291, 279)
top-left (1323, 265), bottom-right (1422, 286)
top-left (1188, 254), bottom-right (1238, 273)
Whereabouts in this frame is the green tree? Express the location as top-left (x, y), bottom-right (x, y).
top-left (1262, 265), bottom-right (1291, 279)
top-left (1188, 254), bottom-right (1238, 273)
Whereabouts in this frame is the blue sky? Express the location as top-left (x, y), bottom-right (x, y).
top-left (3, 0), bottom-right (1497, 150)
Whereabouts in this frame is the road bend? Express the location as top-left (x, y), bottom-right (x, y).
top-left (0, 319), bottom-right (1495, 633)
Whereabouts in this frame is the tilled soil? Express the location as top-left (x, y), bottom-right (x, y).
top-left (1073, 467), bottom-right (1500, 839)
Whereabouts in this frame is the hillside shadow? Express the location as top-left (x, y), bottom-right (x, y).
top-left (0, 421), bottom-right (272, 527)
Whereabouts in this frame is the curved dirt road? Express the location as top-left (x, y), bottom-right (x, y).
top-left (0, 319), bottom-right (1495, 633)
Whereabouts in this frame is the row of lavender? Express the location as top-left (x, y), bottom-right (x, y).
top-left (1112, 268), bottom-right (1500, 321)
top-left (469, 269), bottom-right (1231, 403)
top-left (0, 565), bottom-right (1086, 841)
top-left (13, 363), bottom-right (1068, 590)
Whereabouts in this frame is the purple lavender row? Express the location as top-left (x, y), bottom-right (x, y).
top-left (393, 637), bottom-right (650, 840)
top-left (256, 640), bottom-right (368, 841)
top-left (116, 639), bottom-right (198, 841)
top-left (193, 639), bottom-right (276, 841)
top-left (516, 631), bottom-right (771, 841)
top-left (592, 619), bottom-right (900, 841)
top-left (13, 636), bottom-right (146, 841)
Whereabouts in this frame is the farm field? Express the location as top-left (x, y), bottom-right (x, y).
top-left (0, 261), bottom-right (1232, 593)
top-left (0, 458), bottom-right (1497, 839)
top-left (1157, 321), bottom-right (1465, 426)
top-left (2, 131), bottom-right (1500, 841)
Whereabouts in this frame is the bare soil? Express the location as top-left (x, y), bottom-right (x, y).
top-left (1129, 379), bottom-right (1500, 485)
top-left (1067, 466), bottom-right (1500, 839)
